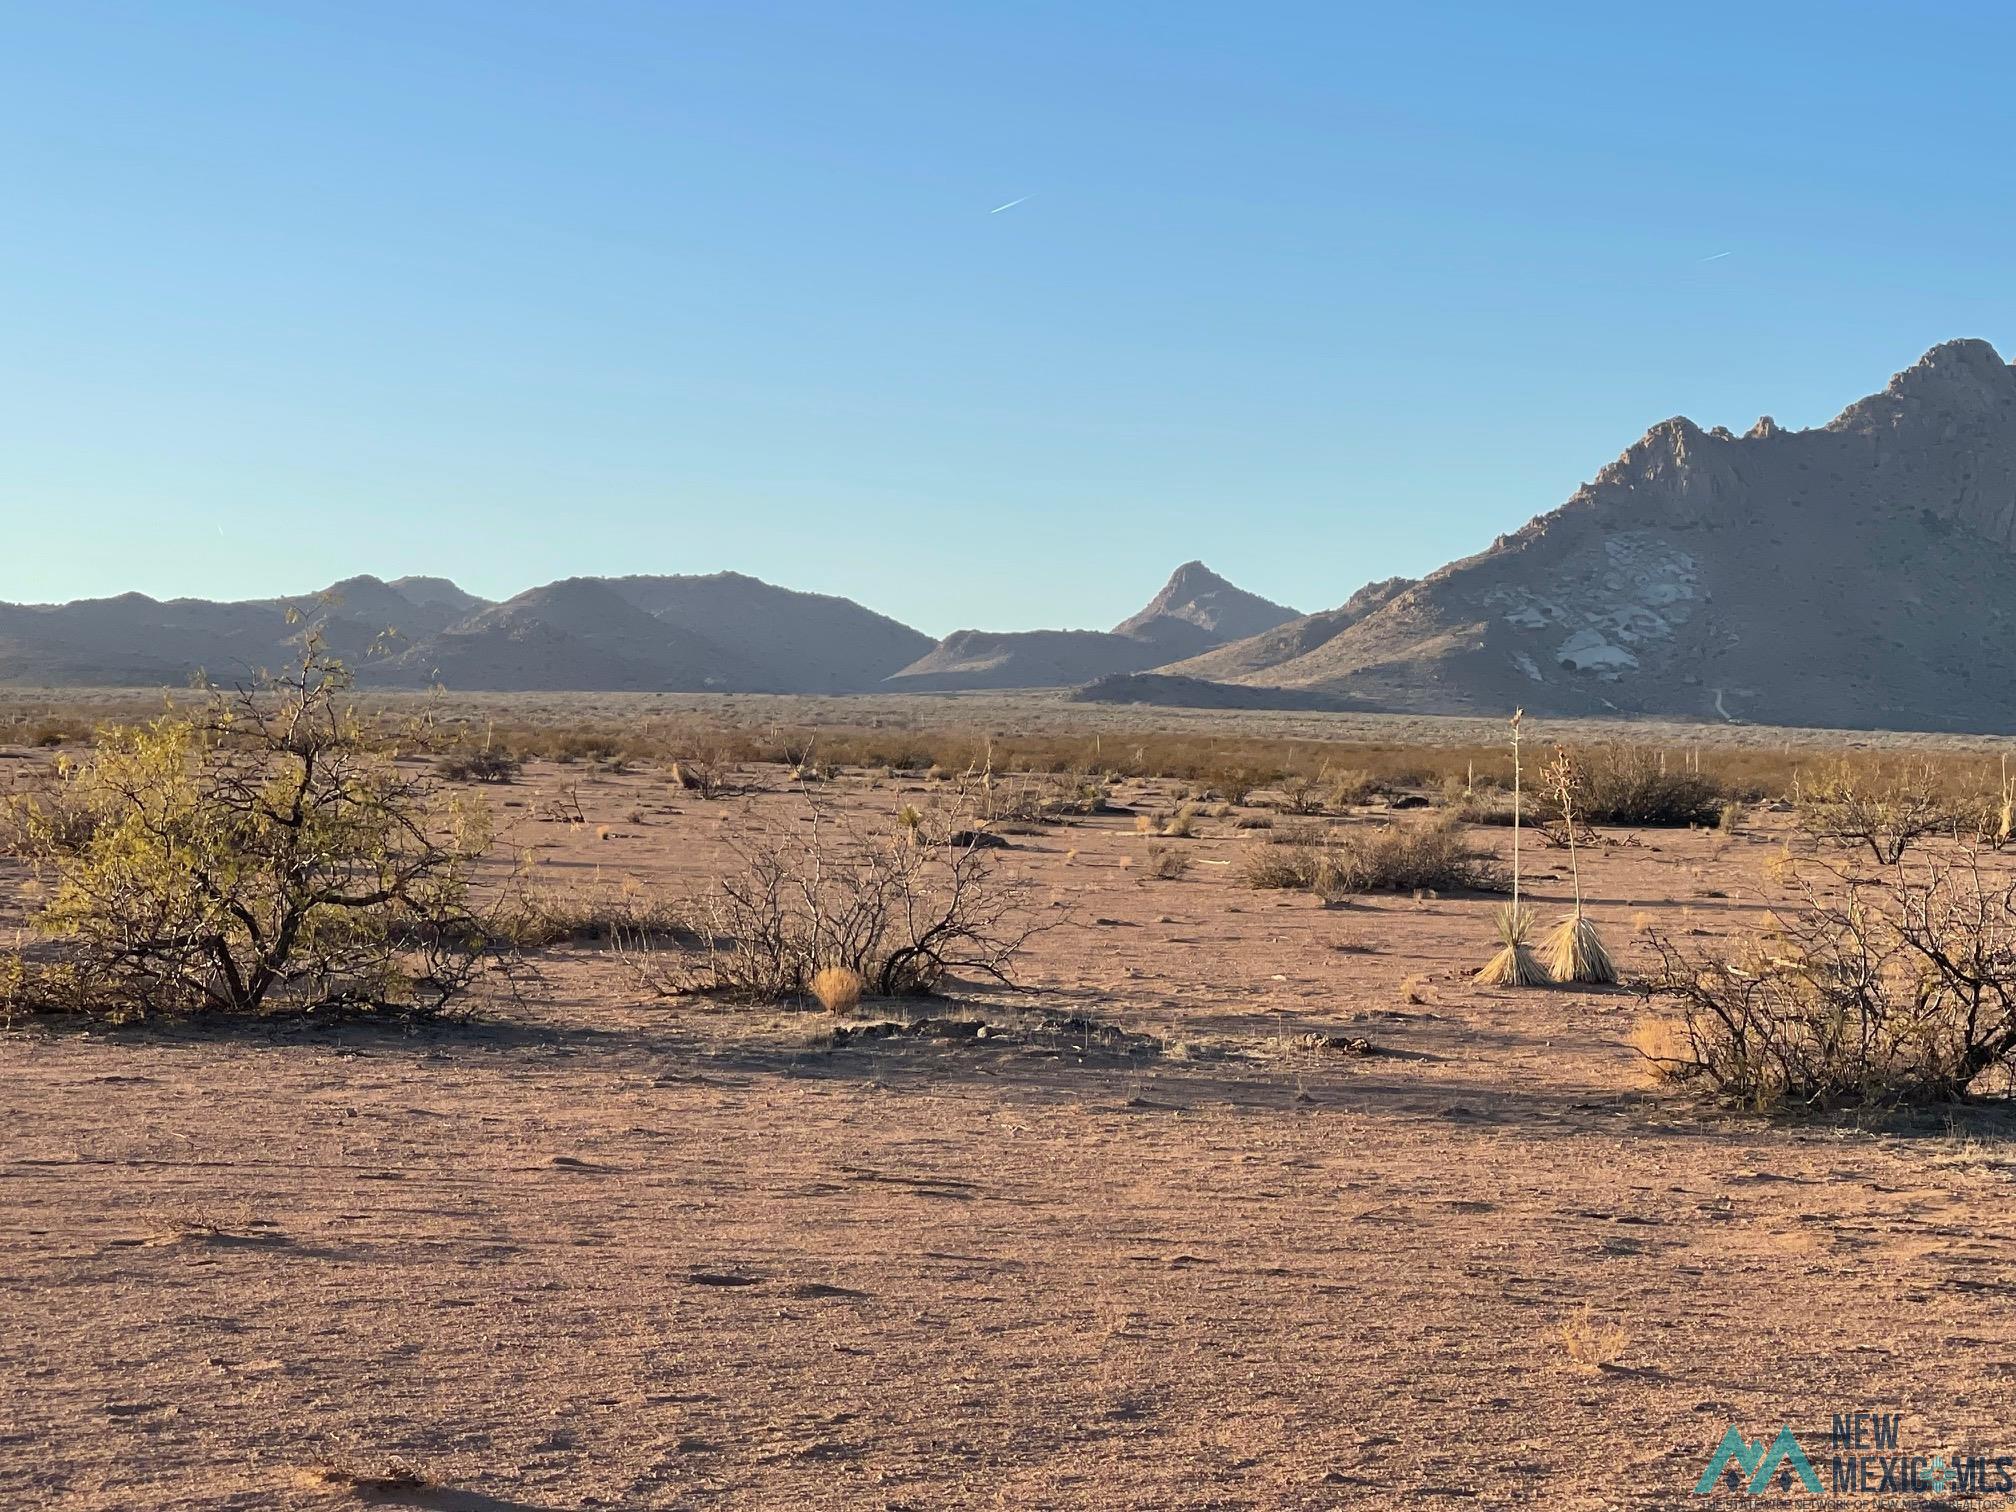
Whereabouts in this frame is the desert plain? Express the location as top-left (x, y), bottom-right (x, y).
top-left (5, 697), bottom-right (2016, 1511)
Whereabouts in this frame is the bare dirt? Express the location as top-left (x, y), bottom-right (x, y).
top-left (6, 751), bottom-right (2016, 1509)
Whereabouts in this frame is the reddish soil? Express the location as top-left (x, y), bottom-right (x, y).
top-left (5, 754), bottom-right (2016, 1509)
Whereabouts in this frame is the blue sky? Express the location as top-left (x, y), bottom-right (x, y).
top-left (4, 1), bottom-right (2013, 635)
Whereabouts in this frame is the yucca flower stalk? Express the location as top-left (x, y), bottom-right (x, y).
top-left (1539, 744), bottom-right (1616, 984)
top-left (1477, 709), bottom-right (1550, 987)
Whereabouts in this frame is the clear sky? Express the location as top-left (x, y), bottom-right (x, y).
top-left (4, 1), bottom-right (2014, 635)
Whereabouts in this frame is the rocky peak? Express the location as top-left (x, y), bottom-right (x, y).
top-left (1112, 561), bottom-right (1298, 646)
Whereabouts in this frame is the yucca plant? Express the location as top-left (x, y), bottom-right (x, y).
top-left (1476, 710), bottom-right (1551, 987)
top-left (1539, 746), bottom-right (1616, 984)
top-left (1477, 901), bottom-right (1549, 986)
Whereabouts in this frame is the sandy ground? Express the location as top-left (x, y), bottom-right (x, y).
top-left (6, 754), bottom-right (2016, 1509)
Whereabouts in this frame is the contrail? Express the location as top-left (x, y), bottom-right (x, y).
top-left (1698, 250), bottom-right (1733, 262)
top-left (989, 195), bottom-right (1032, 214)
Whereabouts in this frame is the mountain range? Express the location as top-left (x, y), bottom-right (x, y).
top-left (7, 340), bottom-right (2016, 731)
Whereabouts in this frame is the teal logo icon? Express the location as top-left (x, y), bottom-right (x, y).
top-left (1696, 1426), bottom-right (1822, 1496)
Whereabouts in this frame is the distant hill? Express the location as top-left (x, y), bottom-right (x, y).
top-left (0, 575), bottom-right (488, 687)
top-left (1071, 673), bottom-right (1364, 711)
top-left (0, 569), bottom-right (933, 694)
top-left (377, 578), bottom-right (770, 692)
top-left (598, 572), bottom-right (933, 692)
top-left (885, 561), bottom-right (1298, 691)
top-left (884, 629), bottom-right (1170, 692)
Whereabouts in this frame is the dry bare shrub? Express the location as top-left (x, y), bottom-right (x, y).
top-left (1268, 818), bottom-right (1328, 847)
top-left (1234, 813), bottom-right (1274, 831)
top-left (1794, 759), bottom-right (1948, 863)
top-left (667, 750), bottom-right (741, 800)
top-left (8, 645), bottom-right (495, 1021)
top-left (676, 793), bottom-right (1053, 1001)
top-left (1207, 768), bottom-right (1258, 805)
top-left (809, 964), bottom-right (866, 1015)
top-left (1326, 767), bottom-right (1381, 807)
top-left (1143, 844), bottom-right (1191, 880)
top-left (1276, 774), bottom-right (1326, 815)
top-left (1644, 850), bottom-right (2016, 1108)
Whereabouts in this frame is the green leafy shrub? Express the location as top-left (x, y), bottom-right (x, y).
top-left (8, 647), bottom-right (494, 1020)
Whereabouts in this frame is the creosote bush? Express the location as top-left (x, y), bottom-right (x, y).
top-left (4, 646), bottom-right (494, 1021)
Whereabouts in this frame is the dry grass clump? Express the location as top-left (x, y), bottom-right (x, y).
top-left (1138, 803), bottom-right (1202, 838)
top-left (1143, 844), bottom-right (1191, 880)
top-left (1558, 1306), bottom-right (1628, 1371)
top-left (1267, 817), bottom-right (1328, 846)
top-left (809, 964), bottom-right (866, 1015)
top-left (1327, 767), bottom-right (1382, 806)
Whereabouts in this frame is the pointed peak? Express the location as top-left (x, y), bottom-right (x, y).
top-left (1161, 560), bottom-right (1231, 592)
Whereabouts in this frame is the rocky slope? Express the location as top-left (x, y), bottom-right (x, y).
top-left (1215, 339), bottom-right (2016, 731)
top-left (1156, 576), bottom-right (1415, 682)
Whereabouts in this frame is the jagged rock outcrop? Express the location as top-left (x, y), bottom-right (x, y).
top-left (1217, 339), bottom-right (2016, 731)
